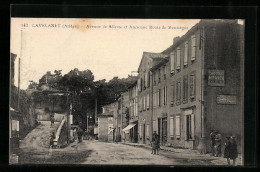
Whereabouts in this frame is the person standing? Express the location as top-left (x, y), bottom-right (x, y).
top-left (224, 136), bottom-right (232, 165)
top-left (214, 130), bottom-right (222, 157)
top-left (77, 128), bottom-right (83, 143)
top-left (154, 131), bottom-right (160, 155)
top-left (229, 136), bottom-right (238, 165)
top-left (49, 132), bottom-right (55, 148)
top-left (210, 130), bottom-right (216, 156)
top-left (151, 131), bottom-right (157, 154)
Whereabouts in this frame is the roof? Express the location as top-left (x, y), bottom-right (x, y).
top-left (150, 56), bottom-right (169, 72)
top-left (137, 52), bottom-right (167, 72)
top-left (128, 80), bottom-right (137, 89)
top-left (162, 19), bottom-right (239, 55)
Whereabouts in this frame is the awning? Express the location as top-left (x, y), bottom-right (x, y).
top-left (122, 124), bottom-right (136, 132)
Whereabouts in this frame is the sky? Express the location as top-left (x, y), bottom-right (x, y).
top-left (11, 18), bottom-right (202, 89)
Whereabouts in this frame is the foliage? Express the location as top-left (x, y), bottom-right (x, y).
top-left (30, 68), bottom-right (137, 129)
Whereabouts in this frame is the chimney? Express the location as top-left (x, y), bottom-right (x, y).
top-left (173, 36), bottom-right (180, 45)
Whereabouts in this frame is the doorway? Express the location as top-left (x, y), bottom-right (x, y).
top-left (158, 118), bottom-right (161, 145)
top-left (162, 117), bottom-right (167, 146)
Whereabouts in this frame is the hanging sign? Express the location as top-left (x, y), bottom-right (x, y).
top-left (208, 70), bottom-right (225, 86)
top-left (217, 95), bottom-right (237, 105)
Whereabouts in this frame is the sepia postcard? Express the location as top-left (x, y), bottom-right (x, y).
top-left (10, 18), bottom-right (245, 166)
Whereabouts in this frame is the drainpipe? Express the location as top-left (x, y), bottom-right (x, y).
top-left (199, 26), bottom-right (207, 154)
top-left (151, 70), bottom-right (154, 135)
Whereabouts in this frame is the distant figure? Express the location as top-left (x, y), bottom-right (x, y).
top-left (214, 130), bottom-right (222, 157)
top-left (50, 114), bottom-right (55, 128)
top-left (210, 130), bottom-right (216, 156)
top-left (49, 132), bottom-right (55, 148)
top-left (77, 128), bottom-right (83, 143)
top-left (151, 131), bottom-right (160, 155)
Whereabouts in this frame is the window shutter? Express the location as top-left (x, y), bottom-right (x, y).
top-left (170, 53), bottom-right (175, 73)
top-left (184, 115), bottom-right (187, 140)
top-left (176, 116), bottom-right (180, 138)
top-left (191, 114), bottom-right (195, 139)
top-left (177, 48), bottom-right (181, 69)
top-left (147, 94), bottom-right (150, 109)
top-left (158, 89), bottom-right (161, 106)
top-left (191, 35), bottom-right (196, 61)
top-left (184, 42), bottom-right (188, 66)
top-left (138, 78), bottom-right (141, 91)
top-left (153, 120), bottom-right (156, 132)
top-left (139, 125), bottom-right (142, 138)
top-left (170, 116), bottom-right (174, 137)
top-left (146, 124), bottom-right (150, 138)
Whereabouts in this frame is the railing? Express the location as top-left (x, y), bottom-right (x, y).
top-left (53, 117), bottom-right (66, 146)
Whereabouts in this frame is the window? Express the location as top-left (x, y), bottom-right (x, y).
top-left (163, 86), bottom-right (167, 106)
top-left (139, 125), bottom-right (142, 138)
top-left (143, 96), bottom-right (146, 111)
top-left (191, 35), bottom-right (196, 61)
top-left (143, 72), bottom-right (146, 89)
top-left (163, 65), bottom-right (167, 79)
top-left (138, 78), bottom-right (141, 92)
top-left (146, 93), bottom-right (150, 110)
top-left (11, 120), bottom-right (19, 131)
top-left (146, 124), bottom-right (150, 138)
top-left (176, 47), bottom-right (181, 70)
top-left (170, 53), bottom-right (175, 74)
top-left (170, 116), bottom-right (174, 138)
top-left (184, 42), bottom-right (188, 66)
top-left (176, 79), bottom-right (181, 105)
top-left (147, 72), bottom-right (150, 88)
top-left (158, 68), bottom-right (161, 83)
top-left (176, 116), bottom-right (180, 139)
top-left (158, 89), bottom-right (161, 107)
top-left (171, 83), bottom-right (175, 107)
top-left (190, 72), bottom-right (196, 100)
top-left (153, 71), bottom-right (156, 85)
top-left (183, 75), bottom-right (188, 104)
top-left (185, 114), bottom-right (195, 140)
top-left (153, 92), bottom-right (156, 107)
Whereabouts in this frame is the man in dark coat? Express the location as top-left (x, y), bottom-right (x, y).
top-left (229, 136), bottom-right (238, 165)
top-left (151, 131), bottom-right (160, 155)
top-left (224, 135), bottom-right (238, 165)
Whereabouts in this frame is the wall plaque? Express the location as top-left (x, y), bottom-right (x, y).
top-left (217, 95), bottom-right (237, 105)
top-left (208, 70), bottom-right (225, 86)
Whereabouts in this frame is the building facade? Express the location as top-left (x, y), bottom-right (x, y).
top-left (110, 19), bottom-right (244, 154)
top-left (150, 19), bottom-right (244, 153)
top-left (127, 81), bottom-right (139, 143)
top-left (136, 52), bottom-right (168, 144)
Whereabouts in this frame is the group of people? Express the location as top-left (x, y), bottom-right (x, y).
top-left (210, 130), bottom-right (238, 165)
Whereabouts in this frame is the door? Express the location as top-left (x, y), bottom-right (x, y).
top-left (162, 117), bottom-right (167, 146)
top-left (134, 125), bottom-right (138, 143)
top-left (143, 124), bottom-right (146, 144)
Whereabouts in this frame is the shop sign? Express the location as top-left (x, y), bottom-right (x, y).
top-left (217, 95), bottom-right (237, 105)
top-left (208, 70), bottom-right (225, 86)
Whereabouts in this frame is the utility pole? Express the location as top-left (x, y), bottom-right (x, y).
top-left (17, 58), bottom-right (20, 111)
top-left (94, 87), bottom-right (98, 124)
top-left (66, 89), bottom-right (69, 145)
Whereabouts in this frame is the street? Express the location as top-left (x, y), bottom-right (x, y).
top-left (19, 121), bottom-right (241, 165)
